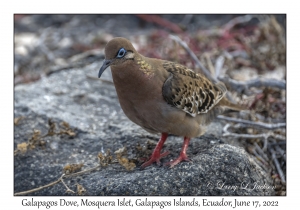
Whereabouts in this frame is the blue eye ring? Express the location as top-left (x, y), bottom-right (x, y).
top-left (117, 48), bottom-right (126, 58)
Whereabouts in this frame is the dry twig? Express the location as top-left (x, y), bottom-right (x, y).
top-left (60, 174), bottom-right (75, 194)
top-left (254, 142), bottom-right (269, 161)
top-left (219, 76), bottom-right (286, 93)
top-left (248, 147), bottom-right (269, 171)
top-left (223, 15), bottom-right (255, 31)
top-left (262, 137), bottom-right (268, 152)
top-left (269, 147), bottom-right (286, 184)
top-left (14, 165), bottom-right (101, 196)
top-left (222, 123), bottom-right (285, 141)
top-left (218, 115), bottom-right (286, 130)
top-left (169, 35), bottom-right (218, 83)
top-left (214, 55), bottom-right (225, 78)
top-left (136, 15), bottom-right (183, 34)
top-left (274, 145), bottom-right (286, 162)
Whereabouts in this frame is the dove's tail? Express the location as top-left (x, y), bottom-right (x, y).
top-left (218, 97), bottom-right (250, 111)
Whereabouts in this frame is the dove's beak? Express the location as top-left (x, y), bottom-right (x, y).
top-left (98, 59), bottom-right (111, 78)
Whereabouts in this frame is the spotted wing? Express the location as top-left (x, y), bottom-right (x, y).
top-left (162, 61), bottom-right (227, 117)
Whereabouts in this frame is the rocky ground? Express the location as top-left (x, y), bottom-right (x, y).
top-left (14, 14), bottom-right (285, 196)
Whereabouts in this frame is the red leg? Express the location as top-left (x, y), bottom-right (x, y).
top-left (165, 137), bottom-right (191, 168)
top-left (141, 133), bottom-right (170, 168)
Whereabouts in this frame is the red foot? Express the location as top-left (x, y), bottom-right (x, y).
top-left (164, 137), bottom-right (191, 168)
top-left (164, 154), bottom-right (191, 168)
top-left (141, 151), bottom-right (170, 168)
top-left (141, 133), bottom-right (169, 169)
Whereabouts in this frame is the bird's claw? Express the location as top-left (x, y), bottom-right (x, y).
top-left (141, 151), bottom-right (170, 169)
top-left (164, 154), bottom-right (192, 168)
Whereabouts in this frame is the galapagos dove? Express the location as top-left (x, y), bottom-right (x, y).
top-left (98, 37), bottom-right (244, 168)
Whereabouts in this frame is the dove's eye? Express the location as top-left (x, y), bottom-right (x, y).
top-left (117, 48), bottom-right (126, 58)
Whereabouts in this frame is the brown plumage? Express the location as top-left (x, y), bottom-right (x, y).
top-left (98, 37), bottom-right (245, 168)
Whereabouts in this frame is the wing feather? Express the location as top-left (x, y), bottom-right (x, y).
top-left (162, 61), bottom-right (227, 117)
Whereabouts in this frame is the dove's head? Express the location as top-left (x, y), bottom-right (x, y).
top-left (98, 37), bottom-right (137, 78)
